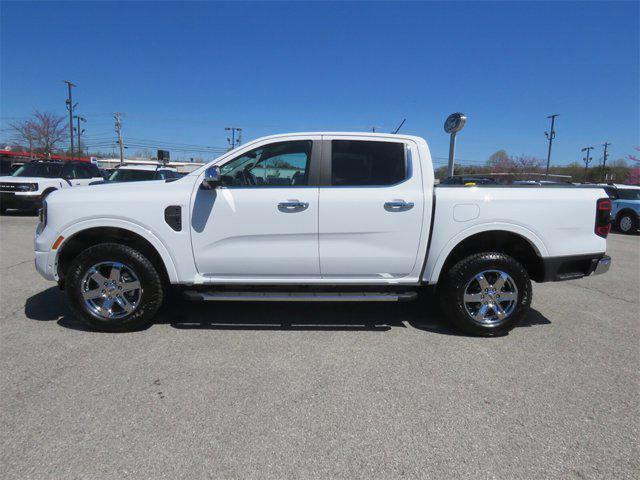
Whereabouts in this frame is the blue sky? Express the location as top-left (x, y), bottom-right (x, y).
top-left (1, 1), bottom-right (638, 165)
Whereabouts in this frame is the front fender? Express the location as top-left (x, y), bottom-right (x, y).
top-left (50, 218), bottom-right (179, 283)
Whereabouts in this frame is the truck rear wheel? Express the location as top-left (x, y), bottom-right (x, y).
top-left (65, 243), bottom-right (164, 331)
top-left (439, 252), bottom-right (531, 336)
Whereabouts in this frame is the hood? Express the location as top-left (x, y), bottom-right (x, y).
top-left (0, 175), bottom-right (62, 184)
top-left (46, 178), bottom-right (188, 206)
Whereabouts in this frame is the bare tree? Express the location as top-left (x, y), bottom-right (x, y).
top-left (9, 119), bottom-right (36, 154)
top-left (511, 155), bottom-right (544, 171)
top-left (10, 111), bottom-right (68, 155)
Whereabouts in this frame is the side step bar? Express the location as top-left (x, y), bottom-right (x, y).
top-left (183, 291), bottom-right (418, 302)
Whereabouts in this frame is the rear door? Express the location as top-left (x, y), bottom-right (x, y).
top-left (318, 136), bottom-right (424, 279)
top-left (190, 137), bottom-right (321, 279)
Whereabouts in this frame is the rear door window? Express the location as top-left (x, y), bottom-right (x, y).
top-left (330, 140), bottom-right (406, 186)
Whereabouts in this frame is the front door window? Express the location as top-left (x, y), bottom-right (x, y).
top-left (220, 141), bottom-right (312, 187)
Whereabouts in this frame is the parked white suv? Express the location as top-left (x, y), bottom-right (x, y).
top-left (1, 160), bottom-right (103, 213)
top-left (34, 133), bottom-right (612, 335)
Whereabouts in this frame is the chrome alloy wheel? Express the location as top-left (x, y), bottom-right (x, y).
top-left (463, 270), bottom-right (518, 326)
top-left (81, 261), bottom-right (142, 320)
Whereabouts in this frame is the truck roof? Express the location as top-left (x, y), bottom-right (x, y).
top-left (251, 132), bottom-right (426, 143)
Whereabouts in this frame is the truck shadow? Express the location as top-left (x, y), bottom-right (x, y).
top-left (24, 287), bottom-right (551, 336)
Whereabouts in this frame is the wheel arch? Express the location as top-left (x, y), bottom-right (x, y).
top-left (55, 222), bottom-right (179, 285)
top-left (427, 227), bottom-right (547, 284)
top-left (615, 208), bottom-right (639, 222)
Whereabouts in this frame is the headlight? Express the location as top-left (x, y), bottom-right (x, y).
top-left (39, 200), bottom-right (47, 227)
top-left (17, 183), bottom-right (38, 192)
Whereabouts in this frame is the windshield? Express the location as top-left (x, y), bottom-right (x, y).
top-left (617, 189), bottom-right (640, 201)
top-left (0, 159), bottom-right (12, 175)
top-left (109, 169), bottom-right (158, 182)
top-left (11, 162), bottom-right (63, 178)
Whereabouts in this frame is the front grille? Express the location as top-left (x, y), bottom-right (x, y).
top-left (0, 183), bottom-right (20, 192)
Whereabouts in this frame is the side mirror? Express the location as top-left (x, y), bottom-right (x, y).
top-left (202, 165), bottom-right (222, 189)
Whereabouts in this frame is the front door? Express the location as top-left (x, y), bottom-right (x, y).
top-left (190, 137), bottom-right (321, 279)
top-left (318, 137), bottom-right (425, 279)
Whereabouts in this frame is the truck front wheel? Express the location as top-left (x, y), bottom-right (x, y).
top-left (65, 243), bottom-right (164, 331)
top-left (439, 252), bottom-right (532, 336)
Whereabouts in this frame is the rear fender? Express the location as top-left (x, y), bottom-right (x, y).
top-left (424, 223), bottom-right (548, 284)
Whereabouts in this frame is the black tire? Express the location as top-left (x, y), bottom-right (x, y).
top-left (616, 212), bottom-right (638, 234)
top-left (438, 252), bottom-right (532, 336)
top-left (65, 243), bottom-right (164, 332)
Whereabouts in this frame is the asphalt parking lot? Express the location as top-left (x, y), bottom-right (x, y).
top-left (0, 213), bottom-right (638, 480)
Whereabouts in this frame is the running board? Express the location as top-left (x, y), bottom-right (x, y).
top-left (183, 291), bottom-right (418, 302)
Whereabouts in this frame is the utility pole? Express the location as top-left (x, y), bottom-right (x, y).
top-left (114, 113), bottom-right (125, 165)
top-left (64, 80), bottom-right (77, 160)
top-left (544, 114), bottom-right (559, 179)
top-left (601, 142), bottom-right (611, 183)
top-left (581, 146), bottom-right (594, 183)
top-left (74, 115), bottom-right (86, 157)
top-left (225, 127), bottom-right (242, 150)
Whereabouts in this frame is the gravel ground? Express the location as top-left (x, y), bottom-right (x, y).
top-left (1, 213), bottom-right (638, 479)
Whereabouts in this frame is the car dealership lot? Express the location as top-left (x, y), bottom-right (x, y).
top-left (0, 214), bottom-right (638, 479)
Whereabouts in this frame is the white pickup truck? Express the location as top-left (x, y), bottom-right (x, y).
top-left (34, 133), bottom-right (612, 335)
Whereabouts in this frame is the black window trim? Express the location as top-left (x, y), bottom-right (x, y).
top-left (216, 139), bottom-right (322, 189)
top-left (319, 138), bottom-right (411, 188)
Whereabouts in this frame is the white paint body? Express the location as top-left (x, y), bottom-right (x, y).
top-left (1, 175), bottom-right (74, 197)
top-left (34, 132), bottom-right (608, 286)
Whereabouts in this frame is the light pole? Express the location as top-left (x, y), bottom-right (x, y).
top-left (74, 115), bottom-right (86, 157)
top-left (225, 127), bottom-right (242, 150)
top-left (114, 113), bottom-right (125, 165)
top-left (581, 146), bottom-right (594, 183)
top-left (444, 113), bottom-right (467, 178)
top-left (601, 142), bottom-right (611, 182)
top-left (544, 114), bottom-right (559, 179)
top-left (64, 80), bottom-right (77, 160)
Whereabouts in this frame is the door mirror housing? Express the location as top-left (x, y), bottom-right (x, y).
top-left (202, 165), bottom-right (222, 189)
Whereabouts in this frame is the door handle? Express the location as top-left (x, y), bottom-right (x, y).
top-left (384, 200), bottom-right (414, 211)
top-left (278, 200), bottom-right (309, 212)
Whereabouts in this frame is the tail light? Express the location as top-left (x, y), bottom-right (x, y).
top-left (595, 198), bottom-right (611, 238)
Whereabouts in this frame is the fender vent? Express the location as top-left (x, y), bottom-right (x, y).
top-left (164, 206), bottom-right (182, 231)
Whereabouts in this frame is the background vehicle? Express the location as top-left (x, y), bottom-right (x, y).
top-left (0, 158), bottom-right (14, 176)
top-left (1, 160), bottom-right (103, 213)
top-left (89, 164), bottom-right (181, 185)
top-left (439, 175), bottom-right (497, 185)
top-left (605, 184), bottom-right (640, 233)
top-left (34, 133), bottom-right (611, 336)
